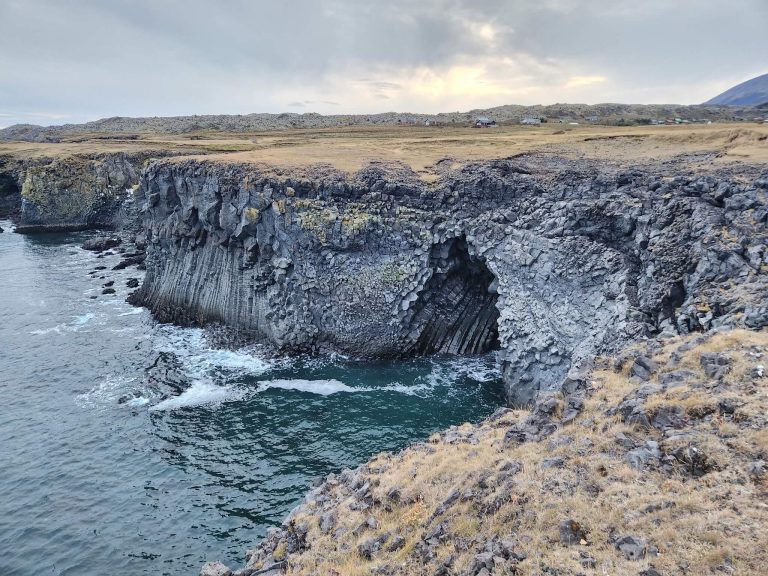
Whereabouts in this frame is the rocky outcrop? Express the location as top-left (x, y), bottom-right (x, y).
top-left (1, 151), bottom-right (182, 233)
top-left (132, 156), bottom-right (768, 404)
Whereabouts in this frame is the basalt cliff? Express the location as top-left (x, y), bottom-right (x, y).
top-left (128, 156), bottom-right (768, 405)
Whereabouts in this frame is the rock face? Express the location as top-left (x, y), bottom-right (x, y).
top-left (12, 153), bottom-right (147, 232)
top-left (0, 151), bottom-right (183, 233)
top-left (132, 156), bottom-right (768, 404)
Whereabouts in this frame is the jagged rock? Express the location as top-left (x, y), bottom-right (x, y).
top-left (113, 253), bottom-right (145, 270)
top-left (200, 561), bottom-right (233, 576)
top-left (559, 519), bottom-right (587, 545)
top-left (82, 236), bottom-right (121, 252)
top-left (744, 305), bottom-right (768, 329)
top-left (630, 356), bottom-right (657, 381)
top-left (357, 533), bottom-right (390, 559)
top-left (386, 535), bottom-right (406, 552)
top-left (319, 511), bottom-right (336, 534)
top-left (102, 287), bottom-right (116, 295)
top-left (626, 441), bottom-right (661, 470)
top-left (542, 457), bottom-right (566, 469)
top-left (652, 405), bottom-right (685, 430)
top-left (615, 535), bottom-right (647, 561)
top-left (126, 278), bottom-right (140, 288)
top-left (700, 352), bottom-right (732, 379)
top-left (659, 369), bottom-right (696, 387)
top-left (468, 551), bottom-right (494, 574)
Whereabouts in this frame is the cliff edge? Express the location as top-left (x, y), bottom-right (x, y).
top-left (131, 155), bottom-right (768, 404)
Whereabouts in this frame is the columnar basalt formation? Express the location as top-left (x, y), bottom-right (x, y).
top-left (131, 156), bottom-right (768, 404)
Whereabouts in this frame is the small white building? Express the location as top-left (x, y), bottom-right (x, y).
top-left (520, 117), bottom-right (541, 125)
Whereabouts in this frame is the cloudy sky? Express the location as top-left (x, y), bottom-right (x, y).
top-left (1, 0), bottom-right (766, 127)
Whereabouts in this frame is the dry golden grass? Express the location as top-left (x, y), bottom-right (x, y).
top-left (2, 124), bottom-right (767, 180)
top-left (269, 329), bottom-right (768, 575)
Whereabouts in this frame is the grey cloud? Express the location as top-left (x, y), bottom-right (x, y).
top-left (0, 0), bottom-right (765, 126)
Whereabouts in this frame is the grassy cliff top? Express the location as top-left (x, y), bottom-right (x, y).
top-left (1, 124), bottom-right (767, 180)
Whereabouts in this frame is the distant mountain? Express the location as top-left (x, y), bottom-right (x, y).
top-left (705, 73), bottom-right (768, 106)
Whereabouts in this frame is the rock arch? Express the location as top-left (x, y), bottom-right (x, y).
top-left (404, 236), bottom-right (500, 356)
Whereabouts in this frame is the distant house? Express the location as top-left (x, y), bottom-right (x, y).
top-left (585, 115), bottom-right (600, 123)
top-left (520, 117), bottom-right (541, 125)
top-left (475, 116), bottom-right (496, 127)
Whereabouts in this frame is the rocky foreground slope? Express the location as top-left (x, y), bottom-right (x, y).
top-left (209, 327), bottom-right (768, 576)
top-left (130, 155), bottom-right (768, 404)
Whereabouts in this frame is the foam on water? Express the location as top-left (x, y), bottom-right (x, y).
top-left (426, 354), bottom-right (500, 388)
top-left (30, 312), bottom-right (96, 335)
top-left (118, 308), bottom-right (144, 316)
top-left (150, 380), bottom-right (245, 411)
top-left (261, 378), bottom-right (366, 395)
top-left (76, 375), bottom-right (140, 408)
top-left (152, 326), bottom-right (272, 384)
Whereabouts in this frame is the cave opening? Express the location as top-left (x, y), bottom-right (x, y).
top-left (0, 172), bottom-right (19, 197)
top-left (0, 171), bottom-right (21, 218)
top-left (406, 236), bottom-right (501, 356)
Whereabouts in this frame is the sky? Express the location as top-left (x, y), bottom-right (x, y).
top-left (1, 0), bottom-right (766, 128)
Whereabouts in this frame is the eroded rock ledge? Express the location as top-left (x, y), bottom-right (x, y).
top-left (131, 155), bottom-right (768, 404)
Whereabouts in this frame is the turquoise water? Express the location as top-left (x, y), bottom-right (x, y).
top-left (0, 223), bottom-right (504, 575)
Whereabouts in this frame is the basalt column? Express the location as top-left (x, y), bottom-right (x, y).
top-left (404, 237), bottom-right (500, 356)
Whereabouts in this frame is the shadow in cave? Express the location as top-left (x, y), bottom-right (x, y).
top-left (406, 236), bottom-right (500, 356)
top-left (0, 171), bottom-right (21, 218)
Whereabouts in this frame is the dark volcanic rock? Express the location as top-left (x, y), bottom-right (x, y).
top-left (82, 236), bottom-right (121, 252)
top-left (131, 157), bottom-right (768, 405)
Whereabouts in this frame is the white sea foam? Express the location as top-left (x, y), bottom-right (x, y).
top-left (261, 378), bottom-right (367, 395)
top-left (150, 381), bottom-right (244, 411)
top-left (126, 396), bottom-right (150, 407)
top-left (31, 313), bottom-right (96, 335)
top-left (76, 375), bottom-right (138, 408)
top-left (118, 308), bottom-right (144, 316)
top-left (426, 355), bottom-right (500, 388)
top-left (152, 326), bottom-right (272, 383)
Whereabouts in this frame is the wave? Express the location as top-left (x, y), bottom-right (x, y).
top-left (30, 313), bottom-right (96, 335)
top-left (151, 326), bottom-right (272, 383)
top-left (118, 308), bottom-right (144, 316)
top-left (260, 378), bottom-right (366, 396)
top-left (149, 381), bottom-right (245, 411)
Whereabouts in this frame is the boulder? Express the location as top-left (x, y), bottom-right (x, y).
top-left (82, 236), bottom-right (121, 252)
top-left (700, 352), bottom-right (732, 379)
top-left (615, 535), bottom-right (646, 561)
top-left (200, 561), bottom-right (233, 576)
top-left (559, 519), bottom-right (587, 545)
